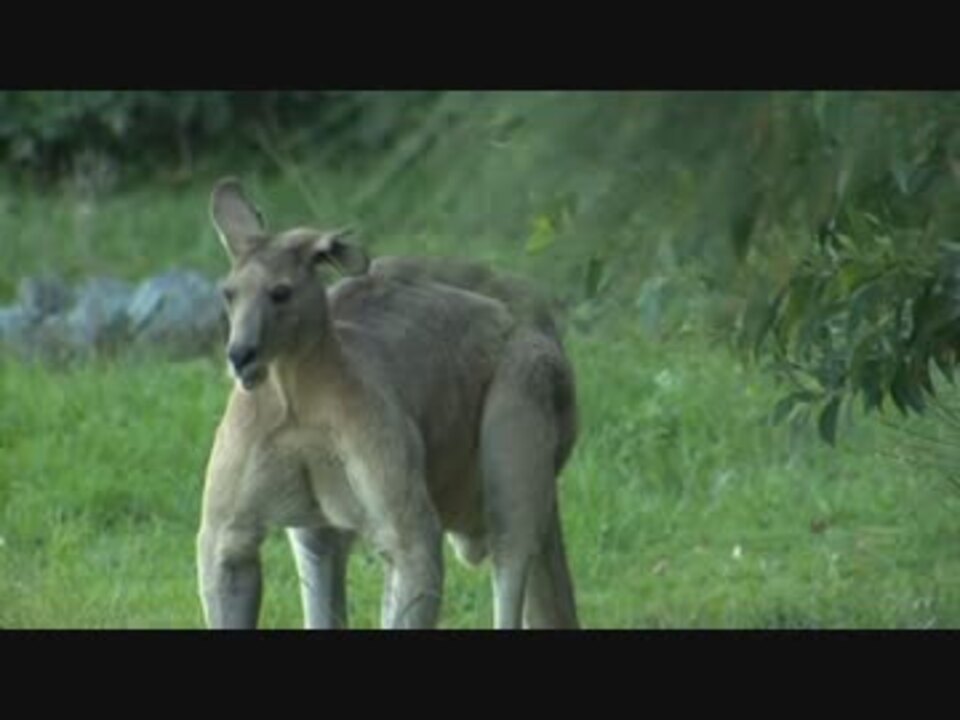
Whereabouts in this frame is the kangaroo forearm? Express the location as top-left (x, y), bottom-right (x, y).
top-left (201, 559), bottom-right (263, 629)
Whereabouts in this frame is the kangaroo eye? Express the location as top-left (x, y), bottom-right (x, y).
top-left (221, 286), bottom-right (236, 305)
top-left (269, 284), bottom-right (293, 304)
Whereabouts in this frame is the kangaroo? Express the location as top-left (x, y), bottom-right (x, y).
top-left (197, 178), bottom-right (579, 629)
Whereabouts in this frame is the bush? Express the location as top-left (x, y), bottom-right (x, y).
top-left (0, 91), bottom-right (438, 186)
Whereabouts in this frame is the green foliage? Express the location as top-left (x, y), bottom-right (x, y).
top-left (0, 91), bottom-right (438, 186)
top-left (749, 93), bottom-right (960, 442)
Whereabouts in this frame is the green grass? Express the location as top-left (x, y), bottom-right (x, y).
top-left (2, 174), bottom-right (960, 629)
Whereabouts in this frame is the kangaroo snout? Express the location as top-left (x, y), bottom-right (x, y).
top-left (227, 343), bottom-right (267, 390)
top-left (228, 344), bottom-right (259, 373)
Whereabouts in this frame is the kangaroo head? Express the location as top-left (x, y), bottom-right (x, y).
top-left (210, 178), bottom-right (369, 391)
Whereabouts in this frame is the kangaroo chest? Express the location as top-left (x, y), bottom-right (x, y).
top-left (254, 423), bottom-right (366, 533)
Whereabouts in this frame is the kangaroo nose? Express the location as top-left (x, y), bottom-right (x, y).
top-left (228, 344), bottom-right (258, 371)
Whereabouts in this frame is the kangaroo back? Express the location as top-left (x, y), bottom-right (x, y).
top-left (369, 255), bottom-right (564, 342)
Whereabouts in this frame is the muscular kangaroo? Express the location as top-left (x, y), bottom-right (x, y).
top-left (197, 178), bottom-right (580, 629)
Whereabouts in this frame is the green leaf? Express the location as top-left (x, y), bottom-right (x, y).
top-left (818, 396), bottom-right (842, 446)
top-left (917, 358), bottom-right (935, 397)
top-left (778, 274), bottom-right (816, 351)
top-left (934, 350), bottom-right (955, 385)
top-left (750, 289), bottom-right (786, 357)
top-left (860, 368), bottom-right (885, 414)
top-left (912, 289), bottom-right (960, 346)
top-left (889, 373), bottom-right (910, 417)
top-left (771, 390), bottom-right (818, 425)
top-left (890, 362), bottom-right (926, 416)
top-left (525, 214), bottom-right (556, 255)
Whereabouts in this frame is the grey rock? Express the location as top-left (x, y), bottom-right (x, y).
top-left (18, 275), bottom-right (74, 321)
top-left (66, 277), bottom-right (135, 352)
top-left (1, 306), bottom-right (80, 365)
top-left (1, 269), bottom-right (226, 363)
top-left (0, 305), bottom-right (30, 346)
top-left (21, 314), bottom-right (81, 365)
top-left (127, 270), bottom-right (225, 358)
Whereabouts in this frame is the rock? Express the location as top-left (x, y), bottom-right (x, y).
top-left (1, 270), bottom-right (226, 363)
top-left (126, 270), bottom-right (225, 358)
top-left (17, 275), bottom-right (74, 321)
top-left (0, 306), bottom-right (30, 346)
top-left (0, 278), bottom-right (131, 363)
top-left (66, 277), bottom-right (135, 353)
top-left (19, 314), bottom-right (81, 365)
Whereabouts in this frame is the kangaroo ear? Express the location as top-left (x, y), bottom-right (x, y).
top-left (210, 178), bottom-right (267, 260)
top-left (310, 228), bottom-right (370, 277)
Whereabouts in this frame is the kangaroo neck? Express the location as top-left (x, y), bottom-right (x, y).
top-left (267, 319), bottom-right (357, 424)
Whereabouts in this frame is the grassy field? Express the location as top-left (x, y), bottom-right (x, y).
top-left (2, 173), bottom-right (960, 629)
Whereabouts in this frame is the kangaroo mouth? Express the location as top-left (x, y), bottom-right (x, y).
top-left (233, 362), bottom-right (267, 391)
